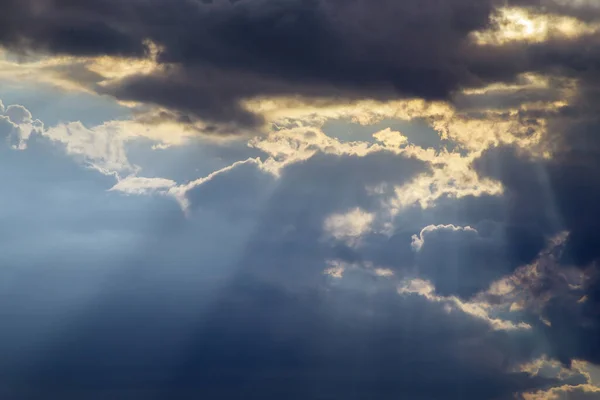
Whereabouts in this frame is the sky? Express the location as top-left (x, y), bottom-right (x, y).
top-left (1, 0), bottom-right (600, 399)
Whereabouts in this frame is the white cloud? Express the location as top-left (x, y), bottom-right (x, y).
top-left (373, 128), bottom-right (408, 148)
top-left (324, 260), bottom-right (346, 279)
top-left (472, 6), bottom-right (600, 46)
top-left (397, 278), bottom-right (436, 297)
top-left (168, 157), bottom-right (269, 212)
top-left (523, 384), bottom-right (600, 400)
top-left (397, 277), bottom-right (531, 331)
top-left (109, 176), bottom-right (177, 196)
top-left (44, 121), bottom-right (135, 175)
top-left (411, 224), bottom-right (478, 252)
top-left (323, 208), bottom-right (375, 247)
top-left (249, 126), bottom-right (381, 175)
top-left (35, 111), bottom-right (203, 176)
top-left (374, 268), bottom-right (395, 277)
top-left (0, 103), bottom-right (44, 150)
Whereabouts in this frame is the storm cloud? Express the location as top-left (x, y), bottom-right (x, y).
top-left (5, 0), bottom-right (600, 128)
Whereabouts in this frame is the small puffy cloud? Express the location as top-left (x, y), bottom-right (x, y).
top-left (323, 208), bottom-right (375, 247)
top-left (372, 128), bottom-right (408, 148)
top-left (323, 260), bottom-right (346, 279)
top-left (398, 278), bottom-right (436, 297)
top-left (0, 102), bottom-right (43, 149)
top-left (374, 268), bottom-right (394, 277)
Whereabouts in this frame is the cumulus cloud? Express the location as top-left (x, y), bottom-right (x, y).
top-left (372, 128), bottom-right (409, 148)
top-left (0, 102), bottom-right (43, 149)
top-left (323, 208), bottom-right (374, 247)
top-left (4, 104), bottom-right (32, 125)
top-left (410, 223), bottom-right (544, 298)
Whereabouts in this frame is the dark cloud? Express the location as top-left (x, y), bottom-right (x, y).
top-left (101, 66), bottom-right (270, 129)
top-left (185, 159), bottom-right (277, 219)
top-left (3, 0), bottom-right (600, 128)
top-left (0, 0), bottom-right (147, 57)
top-left (98, 0), bottom-right (498, 128)
top-left (534, 273), bottom-right (600, 366)
top-left (411, 223), bottom-right (544, 298)
top-left (0, 0), bottom-right (538, 127)
top-left (474, 145), bottom-right (600, 267)
top-left (345, 189), bottom-right (549, 302)
top-left (468, 139), bottom-right (600, 367)
top-left (237, 150), bottom-right (430, 287)
top-left (5, 277), bottom-right (556, 400)
top-left (452, 86), bottom-right (565, 112)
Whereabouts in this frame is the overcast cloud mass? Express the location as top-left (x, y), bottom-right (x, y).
top-left (1, 0), bottom-right (600, 399)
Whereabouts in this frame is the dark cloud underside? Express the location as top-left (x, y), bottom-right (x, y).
top-left (5, 0), bottom-right (600, 127)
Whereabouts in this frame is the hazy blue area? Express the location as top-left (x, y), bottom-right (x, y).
top-left (0, 82), bottom-right (130, 127)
